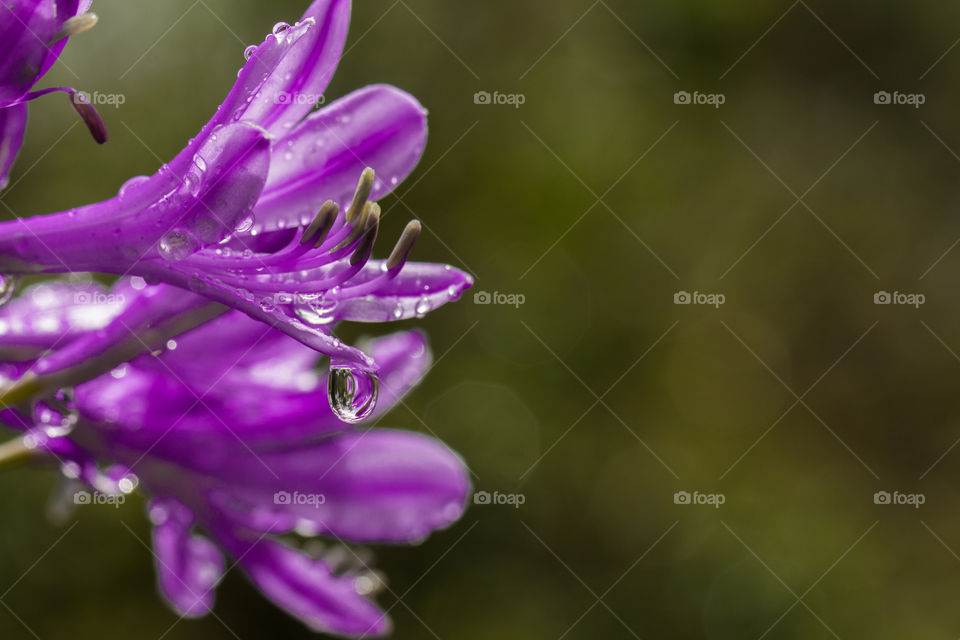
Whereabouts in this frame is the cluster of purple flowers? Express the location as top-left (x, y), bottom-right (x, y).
top-left (0, 0), bottom-right (472, 635)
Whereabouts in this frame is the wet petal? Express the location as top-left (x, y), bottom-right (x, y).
top-left (335, 261), bottom-right (474, 322)
top-left (253, 84), bottom-right (428, 232)
top-left (0, 103), bottom-right (27, 189)
top-left (215, 528), bottom-right (389, 636)
top-left (150, 498), bottom-right (225, 618)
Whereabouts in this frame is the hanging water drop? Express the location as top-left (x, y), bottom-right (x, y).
top-left (0, 274), bottom-right (20, 307)
top-left (327, 363), bottom-right (379, 423)
top-left (158, 230), bottom-right (200, 261)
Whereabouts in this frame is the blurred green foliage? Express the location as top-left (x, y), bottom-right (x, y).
top-left (6, 0), bottom-right (960, 638)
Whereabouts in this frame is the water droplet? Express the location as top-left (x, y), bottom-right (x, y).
top-left (0, 274), bottom-right (20, 306)
top-left (243, 44), bottom-right (257, 60)
top-left (259, 296), bottom-right (276, 312)
top-left (415, 296), bottom-right (430, 317)
top-left (158, 230), bottom-right (200, 261)
top-left (272, 21), bottom-right (290, 35)
top-left (33, 388), bottom-right (78, 438)
top-left (392, 302), bottom-right (404, 319)
top-left (293, 295), bottom-right (337, 325)
top-left (118, 175), bottom-right (149, 200)
top-left (118, 474), bottom-right (138, 494)
top-left (327, 363), bottom-right (379, 424)
top-left (234, 213), bottom-right (255, 233)
top-left (192, 153), bottom-right (207, 173)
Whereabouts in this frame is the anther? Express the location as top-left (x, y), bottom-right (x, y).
top-left (68, 91), bottom-right (108, 144)
top-left (335, 200), bottom-right (376, 250)
top-left (302, 200), bottom-right (338, 247)
top-left (49, 13), bottom-right (98, 44)
top-left (386, 220), bottom-right (421, 271)
top-left (350, 204), bottom-right (380, 265)
top-left (345, 167), bottom-right (375, 223)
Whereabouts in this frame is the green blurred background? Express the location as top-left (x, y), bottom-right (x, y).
top-left (6, 0), bottom-right (960, 637)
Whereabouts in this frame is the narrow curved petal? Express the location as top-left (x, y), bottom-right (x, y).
top-left (214, 528), bottom-right (389, 637)
top-left (335, 261), bottom-right (474, 322)
top-left (252, 84), bottom-right (428, 232)
top-left (0, 103), bottom-right (27, 189)
top-left (150, 498), bottom-right (225, 618)
top-left (365, 330), bottom-right (431, 417)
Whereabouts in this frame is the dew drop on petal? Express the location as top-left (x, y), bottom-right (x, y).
top-left (0, 274), bottom-right (20, 307)
top-left (234, 213), bottom-right (255, 233)
top-left (158, 230), bottom-right (200, 261)
top-left (272, 21), bottom-right (290, 35)
top-left (415, 296), bottom-right (430, 317)
top-left (243, 44), bottom-right (257, 60)
top-left (327, 363), bottom-right (379, 423)
top-left (293, 295), bottom-right (337, 325)
top-left (33, 388), bottom-right (78, 438)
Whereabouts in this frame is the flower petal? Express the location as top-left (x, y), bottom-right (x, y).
top-left (0, 103), bottom-right (27, 189)
top-left (335, 261), bottom-right (474, 322)
top-left (150, 498), bottom-right (225, 618)
top-left (252, 84), bottom-right (428, 233)
top-left (214, 528), bottom-right (389, 636)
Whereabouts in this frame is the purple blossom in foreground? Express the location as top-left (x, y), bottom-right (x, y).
top-left (0, 0), bottom-right (107, 188)
top-left (0, 0), bottom-right (472, 377)
top-left (0, 279), bottom-right (470, 635)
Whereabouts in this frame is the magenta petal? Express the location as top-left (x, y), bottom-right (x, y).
top-left (150, 498), bottom-right (225, 618)
top-left (335, 261), bottom-right (474, 322)
top-left (252, 84), bottom-right (428, 232)
top-left (240, 0), bottom-right (351, 138)
top-left (0, 103), bottom-right (27, 189)
top-left (215, 529), bottom-right (389, 637)
top-left (366, 330), bottom-right (431, 417)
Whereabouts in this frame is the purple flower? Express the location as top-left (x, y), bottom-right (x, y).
top-left (0, 279), bottom-right (470, 635)
top-left (0, 0), bottom-right (106, 188)
top-left (0, 0), bottom-right (472, 374)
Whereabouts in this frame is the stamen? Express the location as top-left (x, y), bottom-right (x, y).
top-left (335, 200), bottom-right (375, 251)
top-left (301, 200), bottom-right (338, 247)
top-left (68, 92), bottom-right (108, 144)
top-left (49, 13), bottom-right (99, 44)
top-left (350, 205), bottom-right (380, 265)
top-left (386, 220), bottom-right (421, 271)
top-left (345, 167), bottom-right (375, 223)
